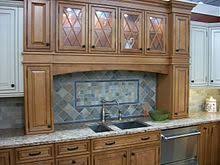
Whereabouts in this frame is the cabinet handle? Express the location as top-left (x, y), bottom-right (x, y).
top-left (82, 45), bottom-right (86, 48)
top-left (203, 127), bottom-right (207, 130)
top-left (147, 48), bottom-right (150, 51)
top-left (191, 80), bottom-right (194, 83)
top-left (139, 48), bottom-right (142, 51)
top-left (29, 151), bottom-right (41, 156)
top-left (176, 49), bottom-right (180, 52)
top-left (92, 45), bottom-right (95, 48)
top-left (67, 146), bottom-right (79, 151)
top-left (175, 112), bottom-right (178, 115)
top-left (141, 137), bottom-right (150, 141)
top-left (72, 160), bottom-right (76, 164)
top-left (11, 84), bottom-right (15, 88)
top-left (105, 141), bottom-right (115, 146)
top-left (123, 154), bottom-right (127, 158)
top-left (46, 43), bottom-right (50, 46)
top-left (48, 125), bottom-right (51, 128)
top-left (131, 153), bottom-right (135, 156)
top-left (211, 80), bottom-right (214, 83)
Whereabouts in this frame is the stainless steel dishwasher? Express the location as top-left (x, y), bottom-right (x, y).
top-left (161, 126), bottom-right (201, 165)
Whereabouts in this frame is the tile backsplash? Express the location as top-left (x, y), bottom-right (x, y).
top-left (53, 71), bottom-right (156, 123)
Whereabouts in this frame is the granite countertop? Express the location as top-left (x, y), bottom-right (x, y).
top-left (0, 112), bottom-right (220, 149)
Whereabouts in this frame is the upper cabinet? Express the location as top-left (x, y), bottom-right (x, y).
top-left (210, 28), bottom-right (220, 86)
top-left (174, 14), bottom-right (190, 55)
top-left (0, 5), bottom-right (23, 97)
top-left (120, 9), bottom-right (143, 53)
top-left (58, 2), bottom-right (87, 52)
top-left (25, 0), bottom-right (51, 51)
top-left (190, 22), bottom-right (220, 87)
top-left (146, 13), bottom-right (167, 54)
top-left (90, 6), bottom-right (117, 53)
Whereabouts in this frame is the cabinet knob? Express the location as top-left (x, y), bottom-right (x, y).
top-left (72, 160), bottom-right (76, 164)
top-left (174, 112), bottom-right (178, 115)
top-left (46, 43), bottom-right (50, 46)
top-left (123, 154), bottom-right (127, 158)
top-left (176, 49), bottom-right (180, 52)
top-left (191, 80), bottom-right (195, 83)
top-left (82, 45), bottom-right (86, 48)
top-left (139, 48), bottom-right (143, 51)
top-left (211, 80), bottom-right (214, 83)
top-left (92, 45), bottom-right (95, 48)
top-left (147, 48), bottom-right (150, 51)
top-left (48, 125), bottom-right (51, 128)
top-left (131, 153), bottom-right (135, 156)
top-left (11, 84), bottom-right (15, 88)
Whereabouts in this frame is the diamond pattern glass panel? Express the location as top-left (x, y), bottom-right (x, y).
top-left (93, 9), bottom-right (113, 48)
top-left (62, 7), bottom-right (83, 47)
top-left (149, 16), bottom-right (165, 51)
top-left (122, 13), bottom-right (141, 50)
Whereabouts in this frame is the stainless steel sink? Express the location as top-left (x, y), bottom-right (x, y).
top-left (114, 121), bottom-right (151, 130)
top-left (89, 124), bottom-right (113, 133)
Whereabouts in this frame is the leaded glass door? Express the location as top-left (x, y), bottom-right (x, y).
top-left (90, 6), bottom-right (116, 53)
top-left (58, 3), bottom-right (87, 51)
top-left (146, 13), bottom-right (167, 54)
top-left (120, 10), bottom-right (143, 53)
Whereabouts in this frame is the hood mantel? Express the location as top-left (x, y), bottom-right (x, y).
top-left (22, 0), bottom-right (195, 135)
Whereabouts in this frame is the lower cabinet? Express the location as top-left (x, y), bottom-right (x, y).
top-left (199, 122), bottom-right (220, 165)
top-left (0, 149), bottom-right (14, 165)
top-left (93, 150), bottom-right (127, 165)
top-left (130, 145), bottom-right (160, 165)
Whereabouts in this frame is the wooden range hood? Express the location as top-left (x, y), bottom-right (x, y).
top-left (23, 0), bottom-right (195, 134)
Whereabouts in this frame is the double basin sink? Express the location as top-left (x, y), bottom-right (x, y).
top-left (89, 121), bottom-right (151, 133)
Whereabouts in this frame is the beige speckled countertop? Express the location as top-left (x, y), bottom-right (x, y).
top-left (0, 112), bottom-right (220, 149)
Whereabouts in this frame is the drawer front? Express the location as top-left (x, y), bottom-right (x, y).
top-left (15, 144), bottom-right (54, 163)
top-left (92, 132), bottom-right (160, 151)
top-left (56, 141), bottom-right (89, 157)
top-left (17, 159), bottom-right (54, 165)
top-left (56, 155), bottom-right (89, 165)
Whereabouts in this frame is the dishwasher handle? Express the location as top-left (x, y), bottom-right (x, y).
top-left (161, 131), bottom-right (201, 141)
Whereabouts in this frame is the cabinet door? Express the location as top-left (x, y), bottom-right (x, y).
top-left (93, 150), bottom-right (127, 165)
top-left (25, 65), bottom-right (53, 134)
top-left (146, 13), bottom-right (167, 54)
top-left (173, 66), bottom-right (189, 118)
top-left (56, 155), bottom-right (89, 165)
top-left (174, 15), bottom-right (189, 54)
top-left (210, 28), bottom-right (220, 86)
top-left (58, 3), bottom-right (87, 52)
top-left (26, 0), bottom-right (51, 51)
top-left (90, 6), bottom-right (116, 53)
top-left (130, 145), bottom-right (160, 165)
top-left (0, 150), bottom-right (13, 165)
top-left (199, 125), bottom-right (210, 165)
top-left (0, 7), bottom-right (16, 92)
top-left (120, 9), bottom-right (143, 53)
top-left (190, 26), bottom-right (208, 86)
top-left (210, 123), bottom-right (219, 165)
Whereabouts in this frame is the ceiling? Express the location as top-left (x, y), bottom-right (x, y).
top-left (189, 0), bottom-right (220, 6)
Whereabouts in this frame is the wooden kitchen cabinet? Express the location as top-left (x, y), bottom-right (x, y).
top-left (56, 155), bottom-right (89, 165)
top-left (120, 9), bottom-right (143, 53)
top-left (24, 65), bottom-right (53, 134)
top-left (93, 150), bottom-right (127, 165)
top-left (25, 0), bottom-right (51, 51)
top-left (58, 2), bottom-right (88, 52)
top-left (90, 5), bottom-right (117, 53)
top-left (174, 14), bottom-right (190, 54)
top-left (146, 12), bottom-right (167, 54)
top-left (130, 144), bottom-right (160, 165)
top-left (199, 123), bottom-right (220, 165)
top-left (0, 149), bottom-right (14, 165)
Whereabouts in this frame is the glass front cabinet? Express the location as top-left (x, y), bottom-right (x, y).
top-left (57, 2), bottom-right (167, 55)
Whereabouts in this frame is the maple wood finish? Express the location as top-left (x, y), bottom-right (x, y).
top-left (24, 65), bottom-right (54, 134)
top-left (23, 0), bottom-right (195, 134)
top-left (199, 122), bottom-right (220, 165)
top-left (91, 131), bottom-right (161, 165)
top-left (0, 149), bottom-right (14, 165)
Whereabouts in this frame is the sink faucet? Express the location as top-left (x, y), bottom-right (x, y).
top-left (100, 99), bottom-right (119, 123)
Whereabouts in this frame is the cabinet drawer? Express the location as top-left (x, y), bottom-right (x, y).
top-left (17, 159), bottom-right (54, 165)
top-left (56, 155), bottom-right (89, 165)
top-left (15, 144), bottom-right (54, 163)
top-left (92, 132), bottom-right (160, 151)
top-left (56, 140), bottom-right (89, 157)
